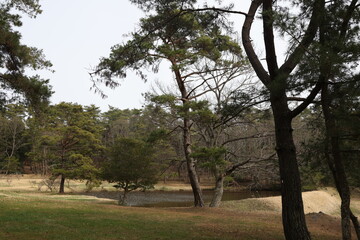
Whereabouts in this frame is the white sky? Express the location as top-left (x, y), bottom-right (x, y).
top-left (19, 1), bottom-right (283, 112)
top-left (20, 0), bottom-right (150, 111)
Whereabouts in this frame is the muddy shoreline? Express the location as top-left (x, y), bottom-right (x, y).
top-left (78, 189), bottom-right (280, 207)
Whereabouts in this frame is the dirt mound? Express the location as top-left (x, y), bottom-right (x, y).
top-left (306, 212), bottom-right (342, 238)
top-left (224, 188), bottom-right (360, 217)
top-left (257, 188), bottom-right (342, 215)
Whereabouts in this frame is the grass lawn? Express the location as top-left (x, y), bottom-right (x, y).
top-left (0, 190), bottom-right (345, 240)
top-left (0, 176), bottom-right (355, 239)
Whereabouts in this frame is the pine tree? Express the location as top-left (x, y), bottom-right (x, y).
top-left (0, 0), bottom-right (52, 109)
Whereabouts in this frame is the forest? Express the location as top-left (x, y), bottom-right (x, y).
top-left (1, 0), bottom-right (360, 239)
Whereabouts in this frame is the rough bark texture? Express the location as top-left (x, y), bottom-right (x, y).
top-left (59, 174), bottom-right (65, 194)
top-left (271, 94), bottom-right (311, 240)
top-left (241, 0), bottom-right (323, 239)
top-left (183, 116), bottom-right (205, 207)
top-left (318, 1), bottom-right (360, 238)
top-left (173, 66), bottom-right (204, 207)
top-left (321, 83), bottom-right (353, 240)
top-left (350, 212), bottom-right (360, 239)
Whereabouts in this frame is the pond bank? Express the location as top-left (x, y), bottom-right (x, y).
top-left (80, 189), bottom-right (280, 207)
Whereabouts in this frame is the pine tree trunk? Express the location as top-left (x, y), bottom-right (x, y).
top-left (172, 65), bottom-right (204, 207)
top-left (340, 196), bottom-right (352, 240)
top-left (325, 148), bottom-right (354, 240)
top-left (184, 117), bottom-right (204, 207)
top-left (209, 174), bottom-right (224, 207)
top-left (322, 83), bottom-right (353, 240)
top-left (350, 212), bottom-right (360, 239)
top-left (329, 143), bottom-right (352, 240)
top-left (241, 0), bottom-right (324, 238)
top-left (59, 174), bottom-right (65, 194)
top-left (271, 95), bottom-right (311, 240)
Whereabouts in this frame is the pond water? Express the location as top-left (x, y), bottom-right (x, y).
top-left (137, 190), bottom-right (279, 207)
top-left (83, 190), bottom-right (280, 207)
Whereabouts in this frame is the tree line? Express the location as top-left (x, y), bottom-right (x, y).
top-left (1, 0), bottom-right (360, 239)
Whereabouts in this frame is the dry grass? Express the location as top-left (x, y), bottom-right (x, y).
top-left (0, 195), bottom-right (342, 240)
top-left (0, 175), bottom-right (212, 192)
top-left (0, 174), bottom-right (115, 192)
top-left (1, 175), bottom-right (360, 239)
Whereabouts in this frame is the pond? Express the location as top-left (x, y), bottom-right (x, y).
top-left (82, 189), bottom-right (280, 207)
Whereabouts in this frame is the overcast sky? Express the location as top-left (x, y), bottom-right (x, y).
top-left (19, 1), bottom-right (273, 112)
top-left (20, 0), bottom-right (150, 111)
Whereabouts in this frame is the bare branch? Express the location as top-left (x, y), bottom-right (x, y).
top-left (222, 133), bottom-right (275, 146)
top-left (225, 159), bottom-right (250, 176)
top-left (225, 153), bottom-right (277, 176)
top-left (263, 0), bottom-right (279, 78)
top-left (290, 81), bottom-right (322, 118)
top-left (182, 7), bottom-right (248, 17)
top-left (278, 0), bottom-right (324, 77)
top-left (242, 0), bottom-right (271, 86)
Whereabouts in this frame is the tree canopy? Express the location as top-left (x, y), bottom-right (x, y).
top-left (0, 0), bottom-right (52, 109)
top-left (28, 102), bottom-right (103, 193)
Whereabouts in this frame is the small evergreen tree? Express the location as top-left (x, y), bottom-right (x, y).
top-left (102, 138), bottom-right (158, 205)
top-left (28, 102), bottom-right (103, 193)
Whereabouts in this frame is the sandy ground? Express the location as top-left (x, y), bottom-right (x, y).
top-left (221, 187), bottom-right (360, 217)
top-left (221, 188), bottom-right (360, 238)
top-left (256, 188), bottom-right (343, 215)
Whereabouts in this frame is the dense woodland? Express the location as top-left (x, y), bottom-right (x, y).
top-left (1, 0), bottom-right (360, 239)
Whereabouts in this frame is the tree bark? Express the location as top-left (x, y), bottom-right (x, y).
top-left (172, 64), bottom-right (204, 207)
top-left (321, 83), bottom-right (353, 240)
top-left (318, 1), bottom-right (360, 237)
top-left (241, 1), bottom-right (321, 238)
top-left (350, 212), bottom-right (360, 239)
top-left (183, 116), bottom-right (205, 207)
top-left (209, 160), bottom-right (251, 207)
top-left (209, 173), bottom-right (224, 207)
top-left (119, 190), bottom-right (128, 205)
top-left (271, 94), bottom-right (311, 240)
top-left (59, 174), bottom-right (65, 194)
